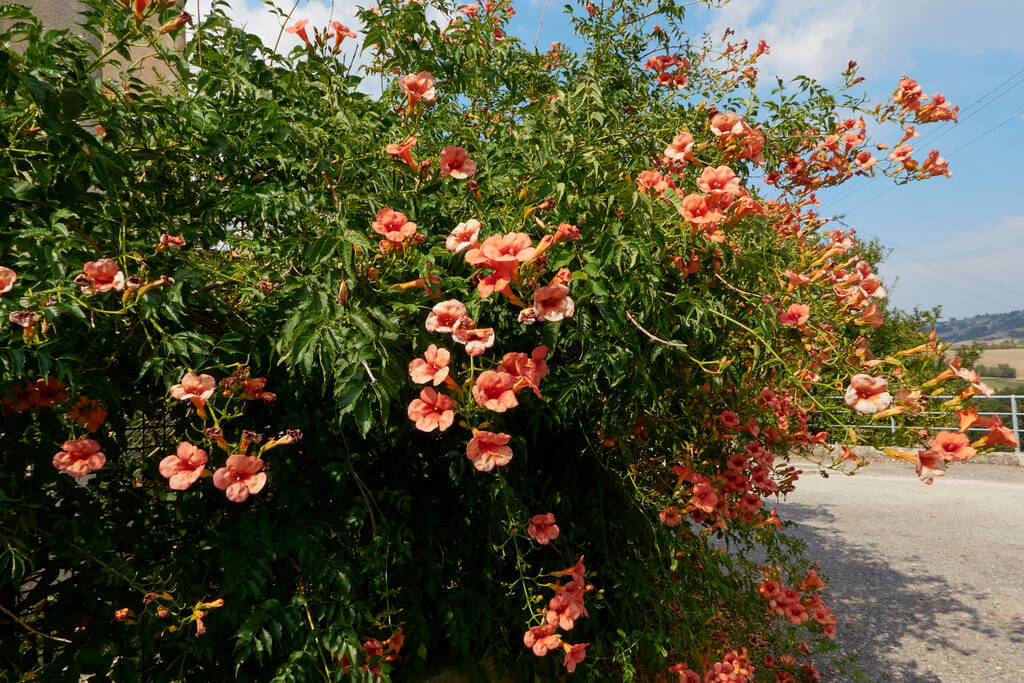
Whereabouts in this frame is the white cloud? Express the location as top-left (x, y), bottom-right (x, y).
top-left (702, 0), bottom-right (1024, 82)
top-left (878, 216), bottom-right (1024, 318)
top-left (188, 0), bottom-right (363, 55)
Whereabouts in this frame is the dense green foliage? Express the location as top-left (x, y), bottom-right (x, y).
top-left (0, 1), bottom-right (994, 680)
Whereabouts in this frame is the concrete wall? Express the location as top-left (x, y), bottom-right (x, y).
top-left (10, 0), bottom-right (184, 88)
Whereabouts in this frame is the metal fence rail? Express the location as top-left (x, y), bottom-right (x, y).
top-left (829, 394), bottom-right (1022, 451)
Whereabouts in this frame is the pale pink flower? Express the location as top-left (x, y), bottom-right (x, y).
top-left (425, 299), bottom-right (467, 334)
top-left (844, 374), bottom-right (891, 414)
top-left (407, 387), bottom-right (455, 432)
top-left (709, 111), bottom-right (744, 137)
top-left (82, 259), bottom-right (125, 293)
top-left (53, 439), bottom-right (106, 478)
top-left (471, 370), bottom-right (518, 412)
top-left (440, 145), bottom-right (477, 179)
top-left (452, 323), bottom-right (495, 356)
top-left (446, 219), bottom-right (481, 253)
top-left (663, 131), bottom-right (694, 164)
top-left (532, 284), bottom-right (574, 322)
top-left (170, 372), bottom-right (216, 414)
top-left (0, 266), bottom-right (15, 295)
top-left (466, 430), bottom-right (513, 471)
top-left (528, 512), bottom-right (560, 544)
top-left (916, 450), bottom-right (946, 484)
top-left (213, 454), bottom-right (267, 502)
top-left (855, 150), bottom-right (876, 171)
top-left (408, 344), bottom-right (451, 385)
top-left (159, 441), bottom-right (208, 490)
top-left (398, 71), bottom-right (436, 108)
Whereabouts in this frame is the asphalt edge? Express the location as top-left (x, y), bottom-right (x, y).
top-left (805, 444), bottom-right (1024, 468)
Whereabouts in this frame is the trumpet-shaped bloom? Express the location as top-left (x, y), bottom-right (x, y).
top-left (425, 299), bottom-right (467, 334)
top-left (440, 145), bottom-right (477, 179)
top-left (466, 430), bottom-right (512, 471)
top-left (981, 415), bottom-right (1019, 448)
top-left (663, 131), bottom-right (694, 163)
top-left (472, 233), bottom-right (536, 266)
top-left (371, 208), bottom-right (417, 243)
top-left (927, 431), bottom-right (976, 461)
top-left (528, 512), bottom-right (560, 544)
top-left (407, 387), bottom-right (455, 432)
top-left (159, 233), bottom-right (186, 249)
top-left (446, 219), bottom-right (481, 253)
top-left (844, 374), bottom-right (891, 414)
top-left (285, 19), bottom-right (311, 48)
top-left (385, 136), bottom-right (418, 169)
top-left (68, 397), bottom-right (107, 432)
top-left (563, 643), bottom-right (589, 674)
top-left (0, 266), bottom-right (16, 294)
top-left (709, 111), bottom-right (744, 137)
top-left (399, 71), bottom-right (436, 108)
top-left (82, 259), bottom-right (125, 293)
top-left (330, 20), bottom-right (356, 51)
top-left (501, 346), bottom-right (549, 397)
top-left (691, 481), bottom-right (718, 513)
top-left (452, 324), bottom-right (495, 356)
top-left (697, 165), bottom-right (741, 201)
top-left (475, 266), bottom-right (513, 298)
top-left (679, 193), bottom-right (723, 226)
top-left (409, 344), bottom-right (451, 386)
top-left (523, 625), bottom-right (561, 656)
top-left (53, 439), bottom-right (106, 478)
top-left (916, 450), bottom-right (946, 484)
top-left (532, 285), bottom-right (574, 322)
top-left (471, 370), bottom-right (518, 412)
top-left (777, 303), bottom-right (810, 327)
top-left (170, 372), bottom-right (216, 413)
top-left (213, 454), bottom-right (267, 502)
top-left (159, 442), bottom-right (208, 490)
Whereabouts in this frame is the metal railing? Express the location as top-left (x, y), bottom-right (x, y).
top-left (828, 394), bottom-right (1022, 452)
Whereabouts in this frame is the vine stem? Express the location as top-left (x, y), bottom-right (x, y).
top-left (0, 603), bottom-right (72, 644)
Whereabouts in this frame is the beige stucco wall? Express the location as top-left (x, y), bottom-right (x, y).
top-left (10, 0), bottom-right (185, 88)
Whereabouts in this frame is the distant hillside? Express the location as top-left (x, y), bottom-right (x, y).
top-left (935, 310), bottom-right (1024, 344)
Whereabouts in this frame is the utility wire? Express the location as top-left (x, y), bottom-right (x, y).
top-left (828, 65), bottom-right (1024, 205)
top-left (844, 105), bottom-right (1024, 216)
top-left (860, 230), bottom-right (1021, 301)
top-left (881, 261), bottom-right (1020, 311)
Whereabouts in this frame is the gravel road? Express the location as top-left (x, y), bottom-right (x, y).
top-left (779, 460), bottom-right (1024, 681)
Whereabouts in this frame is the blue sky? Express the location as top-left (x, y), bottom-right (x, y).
top-left (191, 0), bottom-right (1024, 320)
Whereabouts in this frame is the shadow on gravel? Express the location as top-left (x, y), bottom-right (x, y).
top-left (781, 502), bottom-right (998, 682)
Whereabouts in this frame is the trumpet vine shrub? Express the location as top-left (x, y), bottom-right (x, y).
top-left (0, 0), bottom-right (1011, 680)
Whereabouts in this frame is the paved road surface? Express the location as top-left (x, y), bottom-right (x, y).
top-left (779, 460), bottom-right (1024, 681)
